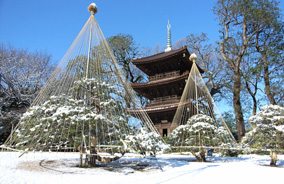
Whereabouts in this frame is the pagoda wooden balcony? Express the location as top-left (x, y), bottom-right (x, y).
top-left (149, 70), bottom-right (180, 82)
top-left (131, 71), bottom-right (189, 100)
top-left (146, 95), bottom-right (180, 107)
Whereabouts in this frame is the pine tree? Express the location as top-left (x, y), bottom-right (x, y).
top-left (169, 114), bottom-right (231, 162)
top-left (125, 127), bottom-right (169, 156)
top-left (242, 105), bottom-right (284, 166)
top-left (12, 78), bottom-right (130, 152)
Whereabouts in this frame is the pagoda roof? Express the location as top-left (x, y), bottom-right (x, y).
top-left (132, 46), bottom-right (204, 75)
top-left (133, 46), bottom-right (188, 64)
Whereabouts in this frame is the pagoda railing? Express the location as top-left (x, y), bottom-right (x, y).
top-left (149, 70), bottom-right (180, 82)
top-left (146, 95), bottom-right (180, 107)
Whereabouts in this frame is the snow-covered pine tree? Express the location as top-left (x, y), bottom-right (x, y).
top-left (12, 78), bottom-right (130, 153)
top-left (125, 127), bottom-right (169, 157)
top-left (242, 105), bottom-right (284, 166)
top-left (169, 114), bottom-right (231, 162)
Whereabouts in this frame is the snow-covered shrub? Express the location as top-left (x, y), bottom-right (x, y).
top-left (216, 127), bottom-right (240, 157)
top-left (168, 114), bottom-right (232, 161)
top-left (218, 142), bottom-right (240, 157)
top-left (242, 105), bottom-right (284, 165)
top-left (169, 114), bottom-right (225, 146)
top-left (125, 127), bottom-right (169, 156)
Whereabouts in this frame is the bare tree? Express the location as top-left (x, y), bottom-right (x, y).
top-left (140, 44), bottom-right (163, 57)
top-left (186, 33), bottom-right (232, 101)
top-left (241, 53), bottom-right (262, 116)
top-left (0, 43), bottom-right (54, 144)
top-left (140, 46), bottom-right (154, 57)
top-left (173, 38), bottom-right (187, 50)
top-left (153, 44), bottom-right (162, 54)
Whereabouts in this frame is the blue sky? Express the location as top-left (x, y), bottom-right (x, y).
top-left (0, 0), bottom-right (226, 63)
top-left (1, 0), bottom-right (284, 62)
top-left (1, 0), bottom-right (284, 114)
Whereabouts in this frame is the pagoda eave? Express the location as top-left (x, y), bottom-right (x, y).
top-left (132, 46), bottom-right (204, 76)
top-left (132, 46), bottom-right (188, 65)
top-left (127, 103), bottom-right (179, 115)
top-left (126, 100), bottom-right (197, 127)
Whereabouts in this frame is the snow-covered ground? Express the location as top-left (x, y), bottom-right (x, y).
top-left (0, 152), bottom-right (283, 184)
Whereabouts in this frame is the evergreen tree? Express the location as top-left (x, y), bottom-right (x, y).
top-left (125, 127), bottom-right (169, 156)
top-left (242, 105), bottom-right (284, 166)
top-left (169, 114), bottom-right (231, 162)
top-left (11, 78), bottom-right (130, 152)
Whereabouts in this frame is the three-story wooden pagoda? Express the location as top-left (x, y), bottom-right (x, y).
top-left (130, 45), bottom-right (204, 137)
top-left (129, 21), bottom-right (204, 137)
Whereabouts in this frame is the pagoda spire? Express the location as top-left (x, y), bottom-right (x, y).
top-left (165, 20), bottom-right (172, 52)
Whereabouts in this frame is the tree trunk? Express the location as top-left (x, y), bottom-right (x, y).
top-left (270, 150), bottom-right (277, 166)
top-left (190, 150), bottom-right (206, 162)
top-left (262, 54), bottom-right (276, 105)
top-left (233, 70), bottom-right (245, 142)
top-left (85, 154), bottom-right (96, 167)
top-left (200, 149), bottom-right (206, 162)
top-left (252, 95), bottom-right (257, 116)
top-left (245, 81), bottom-right (257, 116)
top-left (85, 147), bottom-right (97, 167)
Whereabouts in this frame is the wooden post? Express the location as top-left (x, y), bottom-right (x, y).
top-left (78, 144), bottom-right (86, 167)
top-left (79, 141), bottom-right (83, 167)
top-left (79, 153), bottom-right (83, 167)
top-left (270, 150), bottom-right (277, 166)
top-left (77, 144), bottom-right (86, 167)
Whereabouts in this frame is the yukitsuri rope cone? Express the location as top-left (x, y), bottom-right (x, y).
top-left (2, 3), bottom-right (160, 167)
top-left (169, 54), bottom-right (237, 156)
